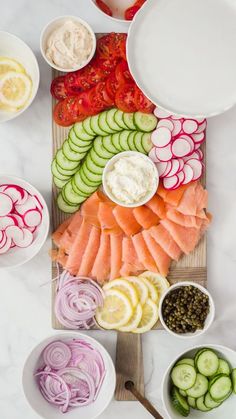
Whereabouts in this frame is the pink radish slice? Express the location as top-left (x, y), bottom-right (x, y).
top-left (157, 119), bottom-right (174, 132)
top-left (180, 135), bottom-right (195, 153)
top-left (172, 138), bottom-right (192, 158)
top-left (0, 235), bottom-right (11, 254)
top-left (172, 119), bottom-right (182, 136)
top-left (24, 209), bottom-right (42, 228)
top-left (11, 214), bottom-right (25, 227)
top-left (18, 190), bottom-right (29, 205)
top-left (155, 144), bottom-right (173, 162)
top-left (196, 149), bottom-right (204, 160)
top-left (170, 114), bottom-right (183, 120)
top-left (176, 170), bottom-right (185, 186)
top-left (5, 225), bottom-right (24, 244)
top-left (196, 118), bottom-right (205, 124)
top-left (15, 196), bottom-right (37, 215)
top-left (184, 151), bottom-right (201, 162)
top-left (17, 228), bottom-right (33, 248)
top-left (2, 185), bottom-right (24, 203)
top-left (154, 107), bottom-right (172, 119)
top-left (149, 147), bottom-right (161, 163)
top-left (185, 159), bottom-right (203, 180)
top-left (192, 132), bottom-right (205, 143)
top-left (32, 195), bottom-right (43, 211)
top-left (0, 232), bottom-right (7, 248)
top-left (0, 215), bottom-right (17, 229)
top-left (28, 226), bottom-right (36, 233)
top-left (178, 158), bottom-right (185, 172)
top-left (165, 159), bottom-right (180, 178)
top-left (161, 160), bottom-right (172, 177)
top-left (0, 193), bottom-right (13, 216)
top-left (163, 175), bottom-right (179, 190)
top-left (182, 119), bottom-right (198, 134)
top-left (182, 164), bottom-right (194, 184)
top-left (156, 161), bottom-right (168, 177)
top-left (151, 127), bottom-right (172, 147)
top-left (195, 120), bottom-right (207, 133)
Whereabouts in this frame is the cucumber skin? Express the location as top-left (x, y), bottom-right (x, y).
top-left (171, 387), bottom-right (190, 417)
top-left (209, 375), bottom-right (232, 402)
top-left (232, 369), bottom-right (236, 394)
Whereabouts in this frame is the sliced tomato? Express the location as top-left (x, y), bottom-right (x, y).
top-left (97, 33), bottom-right (127, 61)
top-left (96, 57), bottom-right (118, 74)
top-left (64, 72), bottom-right (84, 95)
top-left (50, 76), bottom-right (68, 100)
top-left (125, 5), bottom-right (140, 20)
top-left (87, 87), bottom-right (106, 114)
top-left (115, 60), bottom-right (133, 85)
top-left (134, 86), bottom-right (155, 113)
top-left (53, 100), bottom-right (75, 127)
top-left (95, 0), bottom-right (113, 16)
top-left (106, 72), bottom-right (119, 100)
top-left (115, 83), bottom-right (137, 113)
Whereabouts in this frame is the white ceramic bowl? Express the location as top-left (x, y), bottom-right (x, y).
top-left (40, 16), bottom-right (96, 73)
top-left (102, 151), bottom-right (159, 208)
top-left (0, 31), bottom-right (39, 123)
top-left (162, 344), bottom-right (236, 419)
top-left (159, 282), bottom-right (215, 339)
top-left (22, 332), bottom-right (116, 419)
top-left (90, 0), bottom-right (134, 23)
top-left (0, 175), bottom-right (49, 268)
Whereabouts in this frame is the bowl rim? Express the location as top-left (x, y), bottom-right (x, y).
top-left (0, 174), bottom-right (49, 269)
top-left (161, 343), bottom-right (236, 419)
top-left (40, 15), bottom-right (97, 73)
top-left (22, 331), bottom-right (116, 419)
top-left (102, 150), bottom-right (159, 208)
top-left (158, 281), bottom-right (215, 339)
top-left (89, 0), bottom-right (130, 23)
top-left (0, 31), bottom-right (40, 123)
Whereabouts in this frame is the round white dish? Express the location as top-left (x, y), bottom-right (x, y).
top-left (22, 332), bottom-right (116, 419)
top-left (127, 0), bottom-right (236, 118)
top-left (0, 31), bottom-right (39, 123)
top-left (159, 281), bottom-right (215, 339)
top-left (40, 16), bottom-right (96, 73)
top-left (0, 175), bottom-right (49, 269)
top-left (102, 151), bottom-right (159, 207)
top-left (90, 0), bottom-right (134, 23)
top-left (162, 344), bottom-right (236, 418)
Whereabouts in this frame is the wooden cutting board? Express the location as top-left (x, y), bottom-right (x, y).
top-left (51, 67), bottom-right (207, 401)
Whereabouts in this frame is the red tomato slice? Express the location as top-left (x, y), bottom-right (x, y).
top-left (106, 72), bottom-right (119, 100)
top-left (87, 87), bottom-right (106, 114)
top-left (115, 83), bottom-right (137, 113)
top-left (50, 76), bottom-right (68, 100)
top-left (97, 33), bottom-right (128, 61)
top-left (115, 60), bottom-right (133, 85)
top-left (53, 100), bottom-right (75, 127)
top-left (125, 5), bottom-right (140, 20)
top-left (134, 86), bottom-right (155, 113)
top-left (95, 0), bottom-right (113, 16)
top-left (64, 73), bottom-right (84, 95)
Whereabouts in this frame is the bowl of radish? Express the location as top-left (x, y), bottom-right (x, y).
top-left (22, 332), bottom-right (116, 419)
top-left (0, 176), bottom-right (49, 268)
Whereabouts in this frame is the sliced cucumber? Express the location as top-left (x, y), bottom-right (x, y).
top-left (102, 135), bottom-right (120, 154)
top-left (171, 364), bottom-right (197, 391)
top-left (56, 161), bottom-right (79, 177)
top-left (123, 112), bottom-right (136, 130)
top-left (187, 397), bottom-right (196, 409)
top-left (186, 373), bottom-right (208, 398)
top-left (51, 160), bottom-right (71, 181)
top-left (134, 111), bottom-right (157, 132)
top-left (83, 161), bottom-right (103, 183)
top-left (106, 109), bottom-right (121, 131)
top-left (53, 176), bottom-right (68, 189)
top-left (90, 148), bottom-right (109, 168)
top-left (134, 132), bottom-right (146, 153)
top-left (63, 140), bottom-right (87, 162)
top-left (179, 390), bottom-right (187, 397)
top-left (141, 132), bottom-right (152, 153)
top-left (216, 359), bottom-right (231, 376)
top-left (194, 348), bottom-right (209, 368)
top-left (74, 171), bottom-right (99, 195)
top-left (177, 359), bottom-right (195, 368)
top-left (127, 131), bottom-right (137, 151)
top-left (232, 368), bottom-right (236, 394)
top-left (83, 116), bottom-right (95, 136)
top-left (85, 155), bottom-right (104, 175)
top-left (74, 121), bottom-right (94, 141)
top-left (63, 181), bottom-right (88, 205)
top-left (71, 177), bottom-right (88, 197)
top-left (98, 111), bottom-right (115, 134)
top-left (111, 133), bottom-right (123, 152)
top-left (197, 349), bottom-right (219, 377)
top-left (80, 167), bottom-right (101, 187)
top-left (57, 193), bottom-right (80, 213)
top-left (196, 396), bottom-right (212, 412)
top-left (69, 126), bottom-right (92, 145)
top-left (120, 130), bottom-right (132, 151)
top-left (114, 109), bottom-right (127, 129)
top-left (93, 136), bottom-right (115, 159)
top-left (204, 392), bottom-right (221, 409)
top-left (68, 137), bottom-right (92, 153)
top-left (171, 387), bottom-right (190, 417)
top-left (56, 149), bottom-right (80, 171)
top-left (209, 374), bottom-right (232, 401)
top-left (91, 114), bottom-right (108, 136)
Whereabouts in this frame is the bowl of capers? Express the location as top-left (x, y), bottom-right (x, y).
top-left (159, 282), bottom-right (215, 339)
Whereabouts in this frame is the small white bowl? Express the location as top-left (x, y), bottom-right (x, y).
top-left (0, 175), bottom-right (49, 269)
top-left (22, 332), bottom-right (116, 419)
top-left (90, 0), bottom-right (134, 23)
top-left (40, 16), bottom-right (96, 73)
top-left (102, 151), bottom-right (159, 208)
top-left (0, 31), bottom-right (39, 123)
top-left (159, 281), bottom-right (215, 339)
top-left (162, 344), bottom-right (236, 419)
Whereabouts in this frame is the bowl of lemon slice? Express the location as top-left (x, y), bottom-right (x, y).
top-left (0, 31), bottom-right (39, 123)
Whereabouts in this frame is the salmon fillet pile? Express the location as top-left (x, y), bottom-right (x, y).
top-left (52, 182), bottom-right (211, 284)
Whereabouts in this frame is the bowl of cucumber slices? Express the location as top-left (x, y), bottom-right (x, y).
top-left (162, 345), bottom-right (236, 418)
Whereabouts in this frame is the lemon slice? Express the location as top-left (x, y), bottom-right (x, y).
top-left (0, 57), bottom-right (25, 75)
top-left (118, 303), bottom-right (143, 332)
top-left (95, 288), bottom-right (133, 330)
top-left (133, 298), bottom-right (159, 334)
top-left (0, 71), bottom-right (32, 108)
top-left (103, 279), bottom-right (138, 307)
top-left (139, 271), bottom-right (170, 299)
top-left (124, 276), bottom-right (149, 306)
top-left (138, 275), bottom-right (159, 302)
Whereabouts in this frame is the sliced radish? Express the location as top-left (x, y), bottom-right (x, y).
top-left (182, 164), bottom-right (194, 184)
top-left (178, 158), bottom-right (185, 172)
top-left (154, 107), bottom-right (172, 119)
top-left (192, 132), bottom-right (205, 143)
top-left (32, 195), bottom-right (43, 211)
top-left (195, 120), bottom-right (207, 133)
top-left (17, 228), bottom-right (33, 248)
top-left (156, 161), bottom-right (168, 177)
top-left (170, 114), bottom-right (183, 120)
top-left (0, 235), bottom-right (11, 254)
top-left (5, 225), bottom-right (24, 244)
top-left (155, 144), bottom-right (173, 162)
top-left (2, 185), bottom-right (24, 203)
top-left (196, 118), bottom-right (206, 124)
top-left (184, 151), bottom-right (201, 162)
top-left (182, 119), bottom-right (198, 134)
top-left (24, 209), bottom-right (42, 228)
top-left (176, 170), bottom-right (185, 186)
top-left (163, 175), bottom-right (179, 190)
top-left (180, 135), bottom-right (195, 153)
top-left (15, 196), bottom-right (37, 215)
top-left (172, 119), bottom-right (182, 136)
top-left (185, 159), bottom-right (203, 180)
top-left (0, 193), bottom-right (13, 216)
top-left (11, 214), bottom-right (25, 227)
top-left (157, 119), bottom-right (174, 132)
top-left (18, 189), bottom-right (29, 205)
top-left (151, 127), bottom-right (172, 148)
top-left (149, 147), bottom-right (161, 163)
top-left (196, 149), bottom-right (204, 160)
top-left (0, 215), bottom-right (17, 229)
top-left (194, 143), bottom-right (201, 150)
top-left (172, 138), bottom-right (192, 158)
top-left (165, 159), bottom-right (180, 178)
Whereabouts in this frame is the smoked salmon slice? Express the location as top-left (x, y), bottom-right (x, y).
top-left (122, 237), bottom-right (144, 270)
top-left (59, 213), bottom-right (83, 253)
top-left (161, 219), bottom-right (201, 255)
top-left (65, 220), bottom-right (92, 275)
top-left (52, 216), bottom-right (74, 247)
top-left (98, 202), bottom-right (123, 235)
top-left (176, 182), bottom-right (199, 215)
top-left (133, 206), bottom-right (159, 229)
top-left (113, 206), bottom-right (142, 236)
top-left (157, 182), bottom-right (190, 206)
top-left (195, 182), bottom-right (208, 211)
top-left (81, 191), bottom-right (109, 227)
top-left (77, 226), bottom-right (101, 276)
top-left (132, 233), bottom-right (158, 272)
top-left (149, 224), bottom-right (182, 261)
top-left (166, 208), bottom-right (203, 228)
top-left (110, 234), bottom-right (123, 280)
top-left (142, 230), bottom-right (171, 277)
top-left (146, 194), bottom-right (166, 219)
top-left (91, 233), bottom-right (111, 283)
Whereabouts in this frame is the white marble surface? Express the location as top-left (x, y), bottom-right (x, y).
top-left (0, 1), bottom-right (236, 418)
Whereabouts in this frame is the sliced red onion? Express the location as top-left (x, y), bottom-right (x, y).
top-left (43, 341), bottom-right (72, 370)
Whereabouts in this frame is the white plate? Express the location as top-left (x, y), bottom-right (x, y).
top-left (127, 0), bottom-right (236, 118)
